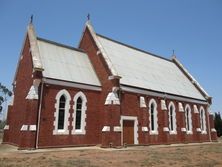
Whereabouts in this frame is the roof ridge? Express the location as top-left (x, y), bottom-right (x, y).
top-left (96, 33), bottom-right (172, 62)
top-left (37, 37), bottom-right (85, 53)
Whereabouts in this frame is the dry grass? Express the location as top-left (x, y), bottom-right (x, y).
top-left (0, 133), bottom-right (222, 167)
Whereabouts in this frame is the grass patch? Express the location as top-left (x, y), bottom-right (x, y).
top-left (193, 159), bottom-right (219, 167)
top-left (66, 159), bottom-right (90, 167)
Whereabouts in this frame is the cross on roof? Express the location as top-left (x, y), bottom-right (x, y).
top-left (30, 15), bottom-right (33, 24)
top-left (87, 13), bottom-right (90, 21)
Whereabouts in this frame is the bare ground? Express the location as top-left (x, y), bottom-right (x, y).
top-left (0, 132), bottom-right (222, 167)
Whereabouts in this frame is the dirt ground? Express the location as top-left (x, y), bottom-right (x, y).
top-left (0, 132), bottom-right (222, 167)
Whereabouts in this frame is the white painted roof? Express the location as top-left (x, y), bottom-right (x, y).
top-left (37, 39), bottom-right (101, 86)
top-left (97, 35), bottom-right (206, 100)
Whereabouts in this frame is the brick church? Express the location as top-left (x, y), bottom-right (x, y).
top-left (3, 20), bottom-right (217, 149)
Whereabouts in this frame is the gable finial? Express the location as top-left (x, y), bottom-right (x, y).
top-left (30, 14), bottom-right (33, 24)
top-left (172, 49), bottom-right (177, 58)
top-left (171, 49), bottom-right (177, 59)
top-left (87, 13), bottom-right (90, 21)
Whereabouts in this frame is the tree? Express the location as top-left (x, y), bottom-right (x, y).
top-left (0, 83), bottom-right (12, 120)
top-left (214, 112), bottom-right (222, 137)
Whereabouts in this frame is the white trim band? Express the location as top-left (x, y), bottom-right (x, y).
top-left (121, 85), bottom-right (208, 105)
top-left (142, 127), bottom-right (148, 132)
top-left (4, 125), bottom-right (9, 130)
top-left (161, 100), bottom-right (167, 110)
top-left (43, 78), bottom-right (101, 91)
top-left (140, 96), bottom-right (147, 108)
top-left (114, 126), bottom-right (122, 132)
top-left (193, 105), bottom-right (199, 113)
top-left (196, 128), bottom-right (201, 132)
top-left (21, 125), bottom-right (28, 131)
top-left (181, 128), bottom-right (186, 132)
top-left (163, 127), bottom-right (169, 132)
top-left (29, 125), bottom-right (37, 131)
top-left (102, 126), bottom-right (110, 132)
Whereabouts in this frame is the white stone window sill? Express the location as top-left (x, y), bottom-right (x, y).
top-left (53, 129), bottom-right (69, 135)
top-left (72, 129), bottom-right (86, 135)
top-left (186, 131), bottom-right (193, 135)
top-left (149, 131), bottom-right (158, 135)
top-left (169, 131), bottom-right (177, 135)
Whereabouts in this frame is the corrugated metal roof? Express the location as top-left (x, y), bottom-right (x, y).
top-left (37, 39), bottom-right (101, 86)
top-left (97, 35), bottom-right (206, 100)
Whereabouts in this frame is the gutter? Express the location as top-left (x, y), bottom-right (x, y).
top-left (35, 80), bottom-right (44, 149)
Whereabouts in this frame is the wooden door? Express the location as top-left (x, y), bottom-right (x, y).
top-left (123, 120), bottom-right (134, 145)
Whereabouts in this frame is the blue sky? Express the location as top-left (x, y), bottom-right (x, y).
top-left (0, 0), bottom-right (221, 115)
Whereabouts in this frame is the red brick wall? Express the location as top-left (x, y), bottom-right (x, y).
top-left (3, 35), bottom-right (37, 148)
top-left (120, 91), bottom-right (211, 145)
top-left (79, 28), bottom-right (121, 147)
top-left (37, 84), bottom-right (101, 148)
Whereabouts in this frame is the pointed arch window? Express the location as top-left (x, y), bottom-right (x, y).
top-left (185, 105), bottom-right (192, 134)
top-left (149, 99), bottom-right (158, 135)
top-left (150, 103), bottom-right (155, 131)
top-left (168, 102), bottom-right (177, 134)
top-left (58, 95), bottom-right (66, 130)
top-left (72, 91), bottom-right (87, 135)
top-left (75, 97), bottom-right (82, 130)
top-left (53, 89), bottom-right (71, 135)
top-left (200, 106), bottom-right (207, 134)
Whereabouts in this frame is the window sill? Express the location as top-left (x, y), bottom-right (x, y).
top-left (53, 129), bottom-right (69, 135)
top-left (71, 129), bottom-right (86, 135)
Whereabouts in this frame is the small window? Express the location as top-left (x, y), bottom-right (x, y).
top-left (200, 106), bottom-right (206, 133)
top-left (58, 95), bottom-right (66, 130)
top-left (200, 109), bottom-right (204, 130)
top-left (170, 106), bottom-right (174, 130)
top-left (149, 99), bottom-right (158, 135)
top-left (53, 89), bottom-right (71, 135)
top-left (72, 91), bottom-right (87, 135)
top-left (186, 108), bottom-right (190, 131)
top-left (185, 105), bottom-right (192, 134)
top-left (168, 102), bottom-right (177, 134)
top-left (150, 103), bottom-right (155, 131)
top-left (75, 97), bottom-right (82, 130)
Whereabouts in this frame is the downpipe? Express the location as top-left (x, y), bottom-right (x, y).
top-left (35, 80), bottom-right (44, 149)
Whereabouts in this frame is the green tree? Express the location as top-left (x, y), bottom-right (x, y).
top-left (214, 112), bottom-right (222, 137)
top-left (0, 120), bottom-right (6, 129)
top-left (0, 83), bottom-right (12, 117)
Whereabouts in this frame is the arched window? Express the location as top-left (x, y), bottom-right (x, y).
top-left (75, 97), bottom-right (82, 130)
top-left (72, 91), bottom-right (87, 135)
top-left (151, 103), bottom-right (155, 131)
top-left (58, 95), bottom-right (66, 130)
top-left (185, 105), bottom-right (192, 134)
top-left (149, 99), bottom-right (158, 135)
top-left (53, 89), bottom-right (71, 135)
top-left (168, 102), bottom-right (177, 134)
top-left (200, 106), bottom-right (207, 133)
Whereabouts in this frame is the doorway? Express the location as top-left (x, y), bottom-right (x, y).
top-left (123, 120), bottom-right (134, 145)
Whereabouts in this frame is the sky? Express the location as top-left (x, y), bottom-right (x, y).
top-left (0, 0), bottom-right (221, 117)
